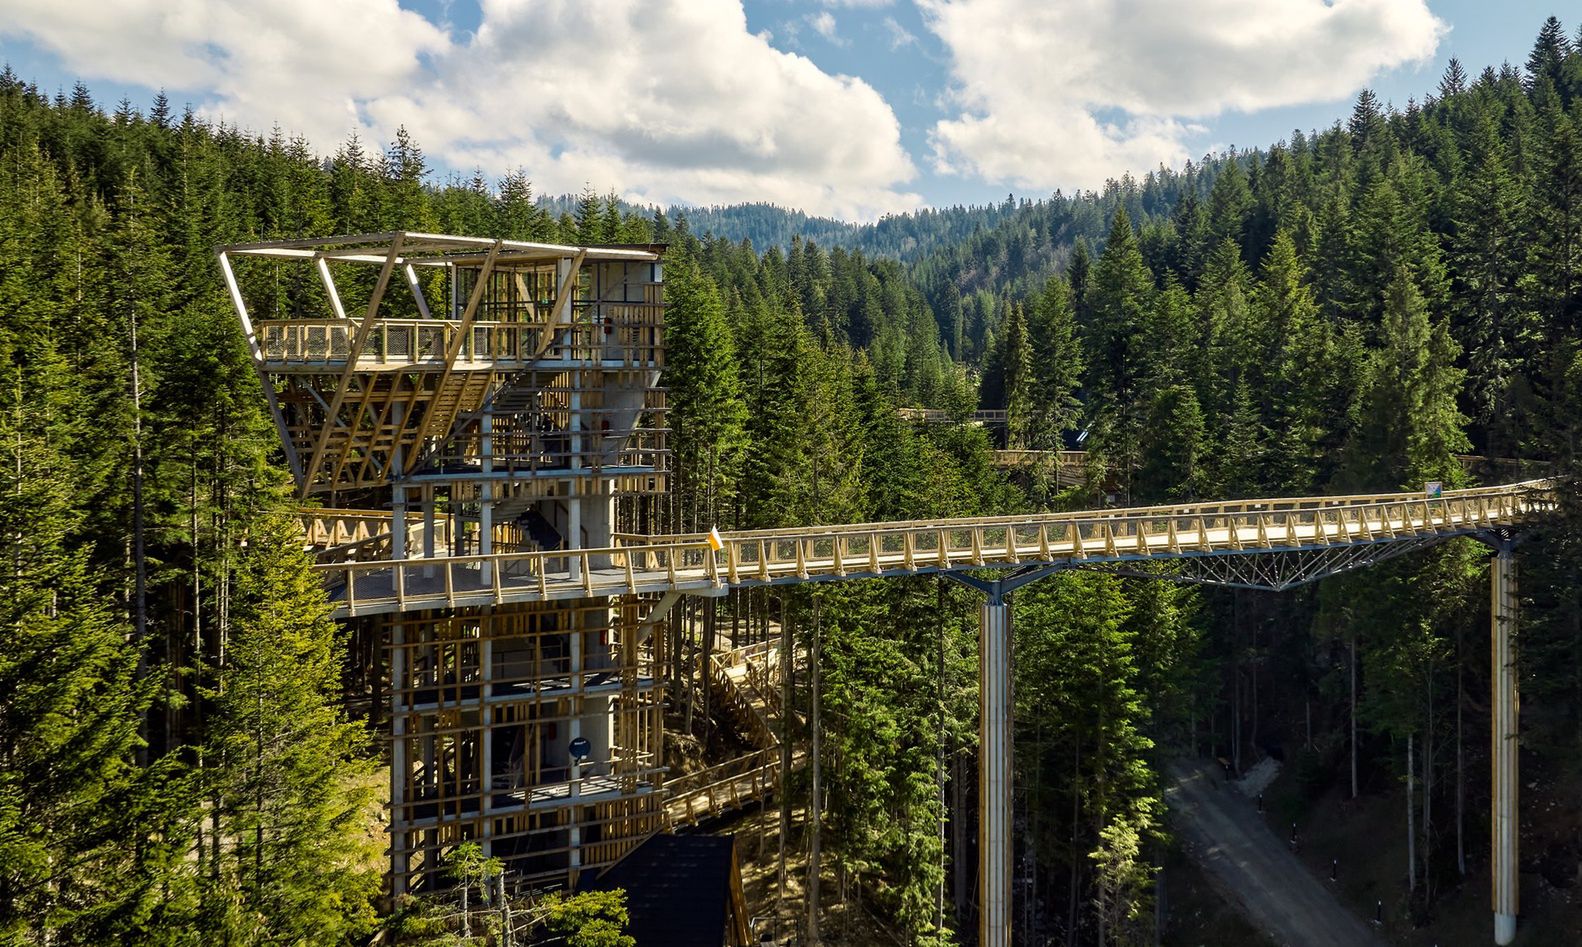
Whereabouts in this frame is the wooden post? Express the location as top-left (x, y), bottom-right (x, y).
top-left (1491, 541), bottom-right (1519, 946)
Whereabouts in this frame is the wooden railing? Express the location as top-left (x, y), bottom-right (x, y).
top-left (302, 509), bottom-right (453, 564)
top-left (314, 480), bottom-right (1556, 618)
top-left (258, 314), bottom-right (663, 370)
top-left (664, 747), bottom-right (782, 828)
top-left (712, 641), bottom-right (784, 723)
top-left (708, 645), bottom-right (781, 751)
top-left (302, 509), bottom-right (391, 547)
top-left (897, 408), bottom-right (1008, 424)
top-left (992, 450), bottom-right (1089, 486)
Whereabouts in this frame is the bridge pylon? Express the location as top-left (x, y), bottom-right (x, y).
top-left (946, 565), bottom-right (1063, 947)
top-left (1487, 536), bottom-right (1519, 946)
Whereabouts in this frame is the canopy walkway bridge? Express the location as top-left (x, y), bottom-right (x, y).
top-left (309, 480), bottom-right (1549, 615)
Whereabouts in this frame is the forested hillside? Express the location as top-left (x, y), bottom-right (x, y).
top-left (5, 13), bottom-right (1582, 947)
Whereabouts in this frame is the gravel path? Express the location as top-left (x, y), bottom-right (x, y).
top-left (1166, 761), bottom-right (1387, 947)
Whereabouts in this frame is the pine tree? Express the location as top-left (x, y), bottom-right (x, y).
top-left (1438, 58), bottom-right (1468, 99)
top-left (1205, 158), bottom-right (1252, 251)
top-left (663, 256), bottom-right (749, 529)
top-left (1135, 384), bottom-right (1206, 501)
top-left (1349, 89), bottom-right (1388, 154)
top-left (574, 184), bottom-right (603, 245)
top-left (200, 507), bottom-right (381, 942)
top-left (1527, 16), bottom-right (1573, 92)
top-left (1343, 266), bottom-right (1470, 489)
top-left (0, 319), bottom-right (145, 944)
top-left (1529, 104), bottom-right (1582, 340)
top-left (1084, 205), bottom-right (1154, 492)
top-left (383, 125), bottom-right (430, 230)
top-left (998, 300), bottom-right (1034, 448)
top-left (1027, 276), bottom-right (1084, 448)
top-left (1449, 108), bottom-right (1527, 455)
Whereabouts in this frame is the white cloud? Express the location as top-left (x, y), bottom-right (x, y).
top-left (882, 16), bottom-right (918, 50)
top-left (0, 0), bottom-right (447, 149)
top-left (920, 0), bottom-right (1447, 191)
top-left (808, 11), bottom-right (842, 43)
top-left (0, 0), bottom-right (920, 220)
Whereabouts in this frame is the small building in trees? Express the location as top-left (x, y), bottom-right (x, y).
top-left (580, 834), bottom-right (752, 946)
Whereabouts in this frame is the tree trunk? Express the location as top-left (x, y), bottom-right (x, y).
top-left (1232, 595), bottom-right (1242, 774)
top-left (1350, 635), bottom-right (1359, 800)
top-left (1457, 640), bottom-right (1466, 877)
top-left (1232, 657), bottom-right (1242, 775)
top-left (937, 582), bottom-right (948, 937)
top-left (953, 746), bottom-right (968, 926)
top-left (779, 605), bottom-right (792, 899)
top-left (131, 297), bottom-right (148, 764)
top-left (1407, 732), bottom-right (1417, 894)
top-left (1423, 678), bottom-right (1434, 898)
top-left (807, 601), bottom-right (822, 944)
top-left (1305, 697), bottom-right (1312, 750)
top-left (1250, 613), bottom-right (1259, 757)
top-left (1067, 741), bottom-right (1081, 947)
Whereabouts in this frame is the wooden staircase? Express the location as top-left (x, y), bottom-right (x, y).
top-left (666, 640), bottom-right (791, 828)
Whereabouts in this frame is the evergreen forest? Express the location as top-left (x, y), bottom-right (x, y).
top-left (8, 14), bottom-right (1582, 947)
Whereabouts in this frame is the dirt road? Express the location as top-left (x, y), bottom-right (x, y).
top-left (1166, 762), bottom-right (1386, 947)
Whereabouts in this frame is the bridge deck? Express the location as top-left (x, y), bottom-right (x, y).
top-left (318, 480), bottom-right (1554, 618)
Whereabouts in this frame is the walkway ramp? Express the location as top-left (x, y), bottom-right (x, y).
top-left (667, 641), bottom-right (792, 828)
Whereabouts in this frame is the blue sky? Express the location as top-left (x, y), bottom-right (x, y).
top-left (0, 1), bottom-right (1566, 219)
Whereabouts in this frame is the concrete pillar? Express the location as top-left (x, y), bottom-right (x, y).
top-left (1491, 543), bottom-right (1519, 946)
top-left (568, 605), bottom-right (584, 884)
top-left (388, 408), bottom-right (409, 896)
top-left (391, 485), bottom-right (407, 560)
top-left (480, 631), bottom-right (493, 859)
top-left (391, 405), bottom-right (407, 563)
top-left (568, 373), bottom-right (583, 582)
top-left (980, 590), bottom-right (1012, 947)
top-left (423, 486), bottom-right (437, 559)
top-left (480, 413), bottom-right (493, 584)
top-left (389, 619), bottom-right (408, 895)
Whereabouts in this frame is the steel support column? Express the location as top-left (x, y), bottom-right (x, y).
top-left (945, 565), bottom-right (1061, 947)
top-left (1491, 541), bottom-right (1519, 945)
top-left (979, 588), bottom-right (1012, 947)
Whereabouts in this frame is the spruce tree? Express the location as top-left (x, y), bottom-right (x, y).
top-left (1027, 276), bottom-right (1084, 448)
top-left (1343, 266), bottom-right (1470, 490)
top-left (201, 508), bottom-right (381, 943)
top-left (0, 325), bottom-right (145, 944)
top-left (998, 300), bottom-right (1034, 448)
top-left (1527, 16), bottom-right (1573, 92)
top-left (1084, 205), bottom-right (1154, 493)
top-left (663, 256), bottom-right (748, 529)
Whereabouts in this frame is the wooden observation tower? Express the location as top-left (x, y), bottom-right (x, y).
top-left (220, 232), bottom-right (672, 894)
